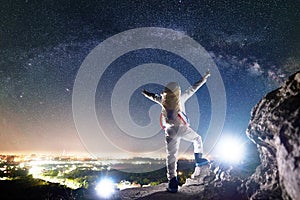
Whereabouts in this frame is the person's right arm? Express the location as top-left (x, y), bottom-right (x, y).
top-left (181, 70), bottom-right (210, 101)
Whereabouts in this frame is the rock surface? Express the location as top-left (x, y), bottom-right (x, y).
top-left (118, 162), bottom-right (250, 200)
top-left (245, 71), bottom-right (300, 200)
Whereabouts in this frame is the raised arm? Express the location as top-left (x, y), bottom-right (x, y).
top-left (181, 70), bottom-right (210, 101)
top-left (142, 89), bottom-right (162, 105)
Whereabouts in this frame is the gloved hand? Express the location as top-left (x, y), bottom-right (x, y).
top-left (142, 89), bottom-right (149, 96)
top-left (203, 69), bottom-right (210, 79)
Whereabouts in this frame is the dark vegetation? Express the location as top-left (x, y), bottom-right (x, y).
top-left (0, 177), bottom-right (77, 200)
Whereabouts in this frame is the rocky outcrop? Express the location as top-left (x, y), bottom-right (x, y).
top-left (245, 71), bottom-right (300, 200)
top-left (119, 162), bottom-right (251, 200)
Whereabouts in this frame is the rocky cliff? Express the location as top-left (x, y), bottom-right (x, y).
top-left (245, 71), bottom-right (300, 200)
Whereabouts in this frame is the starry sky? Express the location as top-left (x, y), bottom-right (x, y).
top-left (0, 0), bottom-right (299, 157)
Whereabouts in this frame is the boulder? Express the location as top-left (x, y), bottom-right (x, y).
top-left (245, 71), bottom-right (300, 200)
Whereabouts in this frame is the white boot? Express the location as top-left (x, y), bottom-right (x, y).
top-left (191, 166), bottom-right (201, 179)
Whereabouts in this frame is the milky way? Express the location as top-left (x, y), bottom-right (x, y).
top-left (0, 0), bottom-right (299, 156)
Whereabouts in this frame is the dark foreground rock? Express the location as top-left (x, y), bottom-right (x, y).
top-left (118, 162), bottom-right (252, 200)
top-left (244, 71), bottom-right (300, 200)
top-left (0, 178), bottom-right (78, 200)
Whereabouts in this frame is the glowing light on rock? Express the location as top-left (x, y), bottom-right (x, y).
top-left (95, 178), bottom-right (115, 198)
top-left (215, 136), bottom-right (245, 163)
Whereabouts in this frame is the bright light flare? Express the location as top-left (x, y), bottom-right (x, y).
top-left (95, 178), bottom-right (115, 198)
top-left (215, 136), bottom-right (245, 163)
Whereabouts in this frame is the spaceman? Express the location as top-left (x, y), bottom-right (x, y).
top-left (142, 70), bottom-right (210, 193)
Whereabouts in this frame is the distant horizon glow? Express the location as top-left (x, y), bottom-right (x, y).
top-left (0, 150), bottom-right (196, 160)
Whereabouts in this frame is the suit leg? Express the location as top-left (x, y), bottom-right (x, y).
top-left (180, 126), bottom-right (203, 154)
top-left (165, 127), bottom-right (180, 180)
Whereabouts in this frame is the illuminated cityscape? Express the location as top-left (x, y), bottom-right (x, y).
top-left (0, 153), bottom-right (192, 191)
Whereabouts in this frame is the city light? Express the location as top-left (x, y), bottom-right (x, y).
top-left (215, 136), bottom-right (245, 163)
top-left (117, 180), bottom-right (141, 190)
top-left (95, 178), bottom-right (116, 198)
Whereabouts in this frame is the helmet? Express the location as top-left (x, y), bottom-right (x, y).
top-left (162, 82), bottom-right (181, 112)
top-left (164, 82), bottom-right (181, 96)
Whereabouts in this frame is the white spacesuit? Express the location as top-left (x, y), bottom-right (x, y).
top-left (142, 70), bottom-right (210, 193)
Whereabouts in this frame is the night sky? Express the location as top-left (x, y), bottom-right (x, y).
top-left (0, 0), bottom-right (299, 157)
